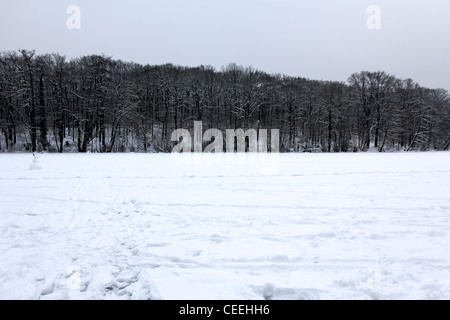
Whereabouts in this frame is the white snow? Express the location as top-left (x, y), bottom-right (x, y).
top-left (0, 152), bottom-right (449, 300)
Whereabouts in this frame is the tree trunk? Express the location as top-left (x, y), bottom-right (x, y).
top-left (38, 74), bottom-right (49, 150)
top-left (374, 103), bottom-right (381, 148)
top-left (328, 109), bottom-right (332, 152)
top-left (443, 135), bottom-right (450, 151)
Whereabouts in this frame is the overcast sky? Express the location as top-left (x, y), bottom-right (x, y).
top-left (1, 0), bottom-right (449, 90)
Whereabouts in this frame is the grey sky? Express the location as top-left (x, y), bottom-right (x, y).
top-left (1, 0), bottom-right (449, 90)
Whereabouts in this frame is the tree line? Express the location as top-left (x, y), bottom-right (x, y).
top-left (0, 50), bottom-right (449, 153)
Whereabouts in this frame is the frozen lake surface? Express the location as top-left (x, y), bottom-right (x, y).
top-left (0, 152), bottom-right (449, 300)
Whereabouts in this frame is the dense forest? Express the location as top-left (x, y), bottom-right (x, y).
top-left (1, 50), bottom-right (449, 153)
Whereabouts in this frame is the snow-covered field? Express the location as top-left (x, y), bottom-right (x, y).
top-left (0, 152), bottom-right (449, 300)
